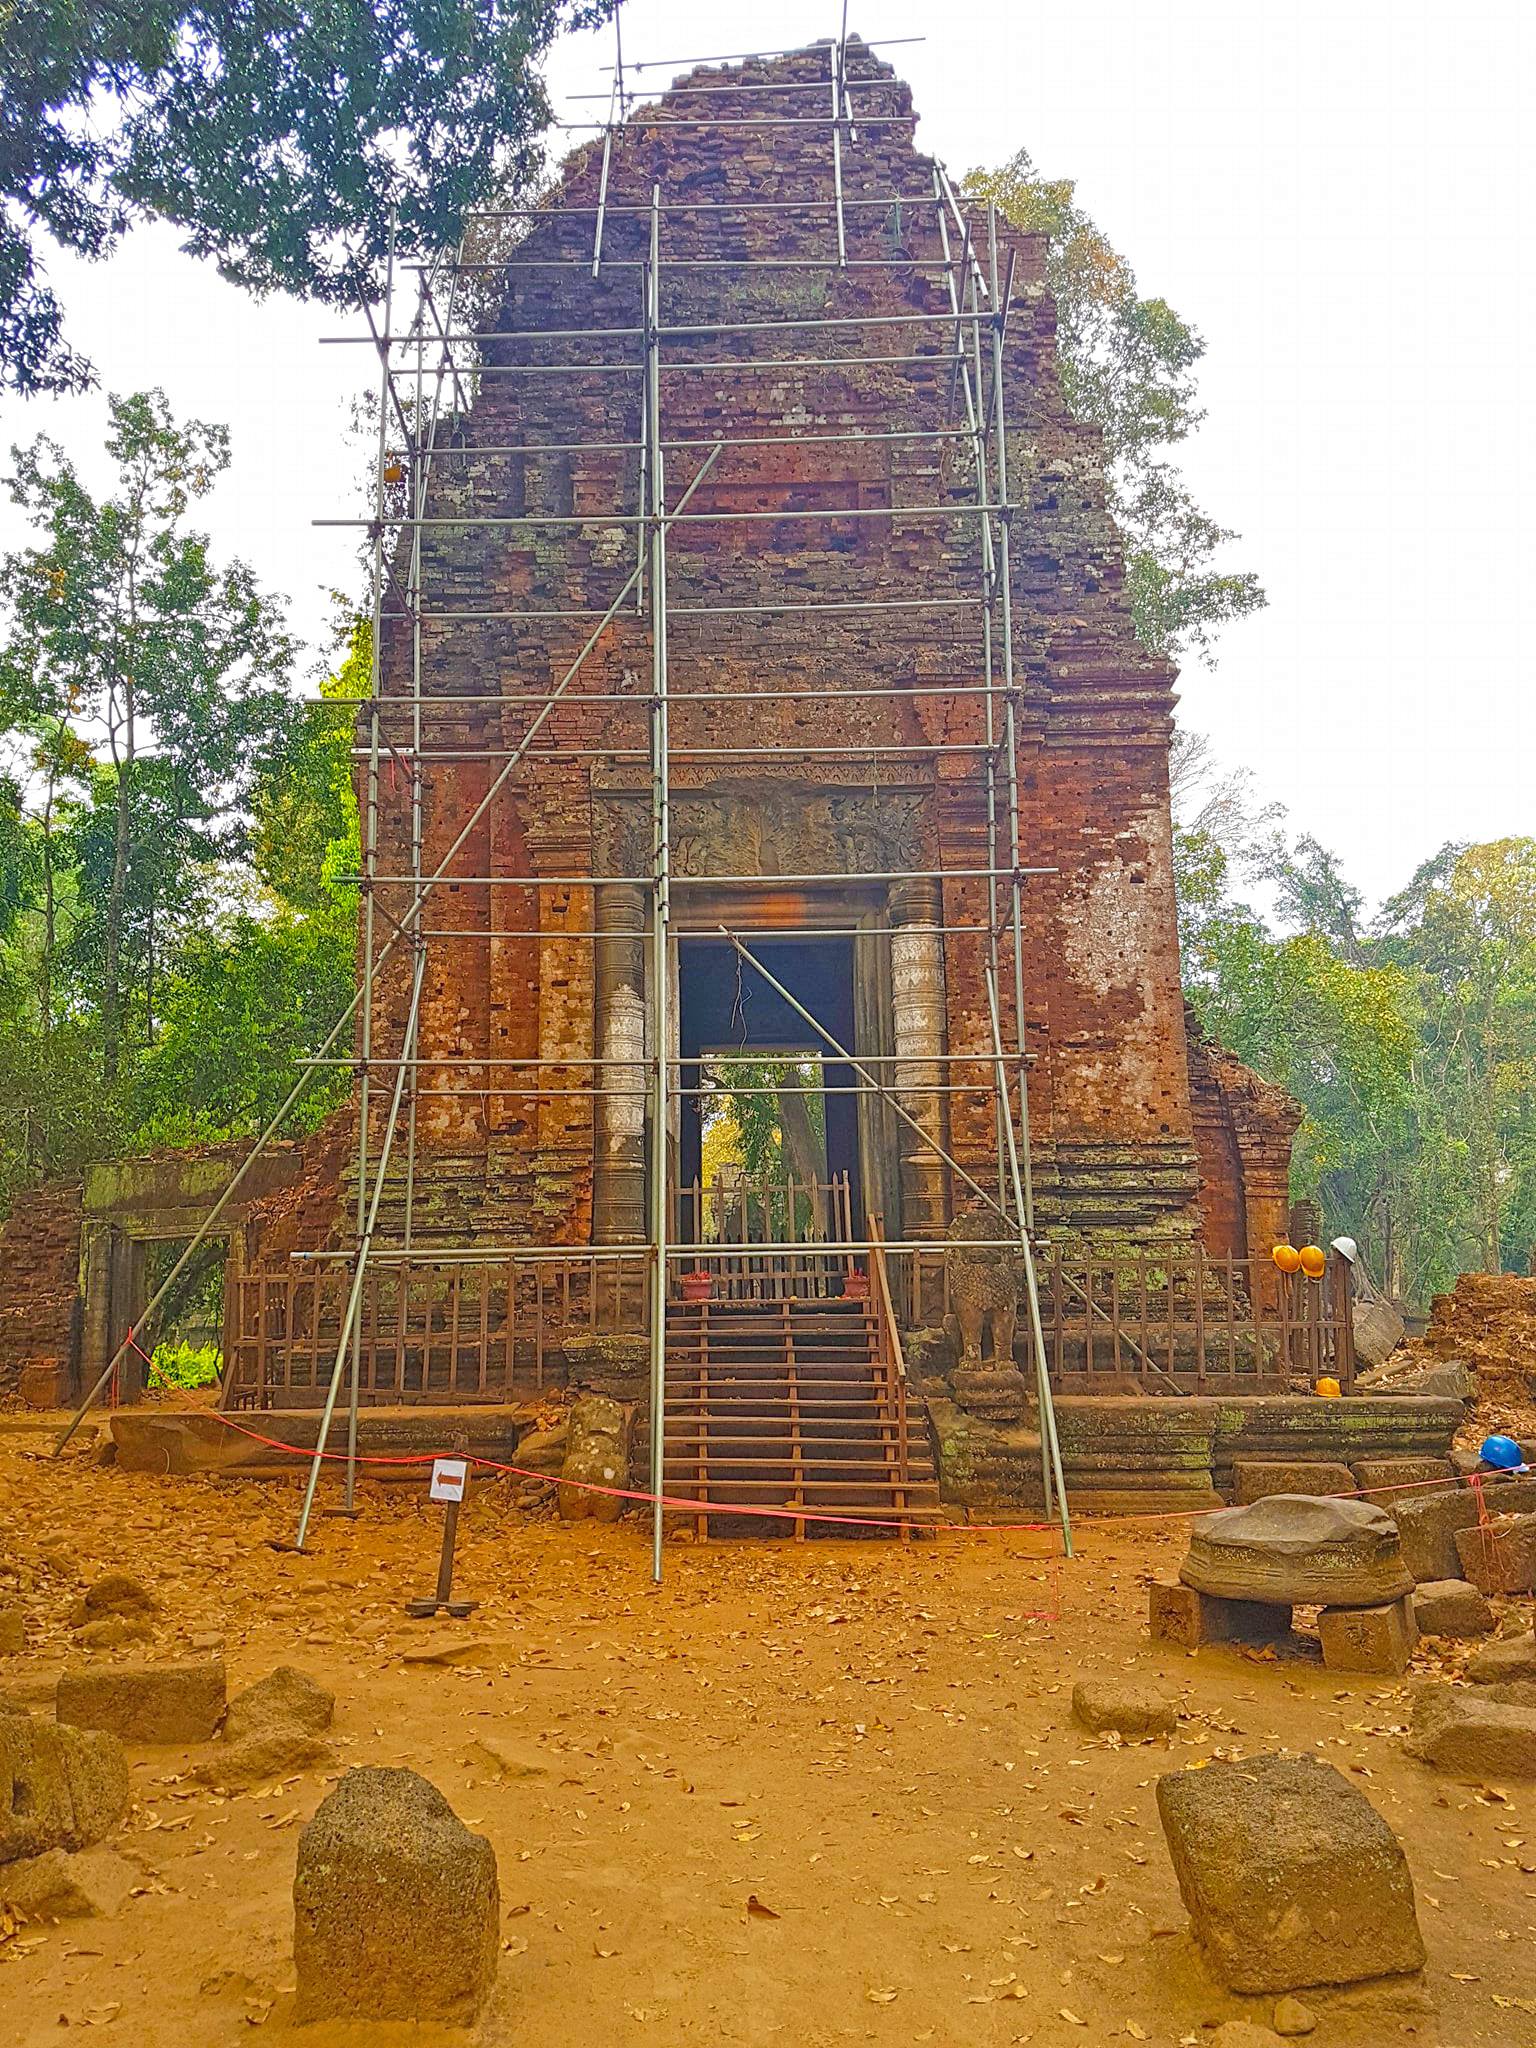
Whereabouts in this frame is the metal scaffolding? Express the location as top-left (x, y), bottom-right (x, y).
top-left (60, 21), bottom-right (1073, 1565)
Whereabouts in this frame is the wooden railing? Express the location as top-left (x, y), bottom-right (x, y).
top-left (893, 1240), bottom-right (1358, 1395)
top-left (866, 1213), bottom-right (912, 1494)
top-left (223, 1254), bottom-right (647, 1409)
top-left (673, 1170), bottom-right (855, 1303)
top-left (225, 1234), bottom-right (1356, 1409)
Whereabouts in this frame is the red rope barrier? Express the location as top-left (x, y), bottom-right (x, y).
top-left (119, 1388), bottom-right (1485, 1537)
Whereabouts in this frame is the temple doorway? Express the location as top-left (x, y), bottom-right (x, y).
top-left (676, 936), bottom-right (863, 1243)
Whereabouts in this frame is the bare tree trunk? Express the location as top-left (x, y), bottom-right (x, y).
top-left (39, 753), bottom-right (57, 1033)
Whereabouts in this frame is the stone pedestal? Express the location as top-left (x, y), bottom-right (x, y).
top-left (1318, 1597), bottom-right (1418, 1675)
top-left (950, 1364), bottom-right (1030, 1422)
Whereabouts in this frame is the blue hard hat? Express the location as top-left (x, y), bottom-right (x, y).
top-left (1480, 1433), bottom-right (1529, 1472)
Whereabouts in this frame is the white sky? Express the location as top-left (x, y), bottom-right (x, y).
top-left (2, 0), bottom-right (1531, 909)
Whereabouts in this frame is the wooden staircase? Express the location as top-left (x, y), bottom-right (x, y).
top-left (656, 1297), bottom-right (942, 1537)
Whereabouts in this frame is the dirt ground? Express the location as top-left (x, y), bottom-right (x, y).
top-left (2, 1420), bottom-right (1534, 2048)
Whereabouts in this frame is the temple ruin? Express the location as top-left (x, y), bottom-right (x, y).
top-left (6, 36), bottom-right (1460, 1534)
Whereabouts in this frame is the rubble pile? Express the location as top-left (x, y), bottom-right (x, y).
top-left (1400, 1272), bottom-right (1536, 1423)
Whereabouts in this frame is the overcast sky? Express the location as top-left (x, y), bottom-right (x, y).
top-left (2, 0), bottom-right (1530, 910)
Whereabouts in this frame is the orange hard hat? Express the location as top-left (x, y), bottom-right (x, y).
top-left (1272, 1242), bottom-right (1302, 1274)
top-left (1298, 1244), bottom-right (1327, 1278)
top-left (1315, 1376), bottom-right (1342, 1399)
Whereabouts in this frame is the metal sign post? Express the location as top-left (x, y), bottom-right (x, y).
top-left (407, 1443), bottom-right (479, 1618)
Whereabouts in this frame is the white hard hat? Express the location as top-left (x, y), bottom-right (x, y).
top-left (1329, 1236), bottom-right (1358, 1263)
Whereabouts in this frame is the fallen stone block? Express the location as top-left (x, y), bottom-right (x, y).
top-left (1155, 1751), bottom-right (1425, 1992)
top-left (293, 1766), bottom-right (499, 2025)
top-left (0, 1845), bottom-right (137, 1919)
top-left (1149, 1582), bottom-right (1294, 1651)
top-left (17, 1361), bottom-right (65, 1409)
top-left (73, 1616), bottom-right (153, 1652)
top-left (1271, 1996), bottom-right (1318, 2036)
top-left (1356, 1359), bottom-right (1473, 1401)
top-left (1231, 1461), bottom-right (1354, 1506)
top-left (223, 1666), bottom-right (334, 1747)
top-left (56, 1660), bottom-right (225, 1745)
top-left (1454, 1513), bottom-right (1536, 1595)
top-left (1181, 1496), bottom-right (1413, 1609)
top-left (1318, 1597), bottom-right (1417, 1675)
top-left (1070, 1680), bottom-right (1176, 1739)
top-left (1467, 1631), bottom-right (1536, 1684)
top-left (1405, 1684), bottom-right (1536, 1780)
top-left (0, 1713), bottom-right (128, 1862)
top-left (196, 1727), bottom-right (333, 1791)
top-left (464, 1735), bottom-right (547, 1781)
top-left (1410, 1579), bottom-right (1494, 1638)
top-left (1390, 1487), bottom-right (1481, 1583)
top-left (1485, 1679), bottom-right (1536, 1709)
top-left (1352, 1456), bottom-right (1455, 1506)
top-left (557, 1394), bottom-right (629, 1522)
top-left (68, 1573), bottom-right (159, 1631)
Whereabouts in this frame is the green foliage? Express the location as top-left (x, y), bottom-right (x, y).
top-left (0, 0), bottom-right (615, 394)
top-left (0, 390), bottom-right (298, 1081)
top-left (0, 394), bottom-right (359, 1213)
top-left (149, 1340), bottom-right (221, 1391)
top-left (963, 148), bottom-right (1264, 665)
top-left (1175, 745), bottom-right (1536, 1307)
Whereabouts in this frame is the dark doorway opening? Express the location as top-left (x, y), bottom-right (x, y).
top-left (677, 936), bottom-right (862, 1237)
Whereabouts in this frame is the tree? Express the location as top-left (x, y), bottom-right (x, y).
top-left (0, 0), bottom-right (614, 395)
top-left (963, 148), bottom-right (1264, 665)
top-left (1172, 731), bottom-right (1536, 1305)
top-left (0, 390), bottom-right (296, 1081)
top-left (1377, 839), bottom-right (1536, 1285)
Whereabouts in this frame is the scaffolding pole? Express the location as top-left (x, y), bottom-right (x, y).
top-left (645, 185), bottom-right (670, 1586)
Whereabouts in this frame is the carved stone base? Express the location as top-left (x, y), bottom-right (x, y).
top-left (951, 1364), bottom-right (1030, 1422)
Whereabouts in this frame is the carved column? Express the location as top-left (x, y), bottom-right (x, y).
top-left (890, 877), bottom-right (949, 1235)
top-left (591, 883), bottom-right (648, 1242)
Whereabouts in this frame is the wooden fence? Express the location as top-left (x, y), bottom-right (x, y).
top-left (894, 1241), bottom-right (1357, 1395)
top-left (224, 1237), bottom-right (1355, 1408)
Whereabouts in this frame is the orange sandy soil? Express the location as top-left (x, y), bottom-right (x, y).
top-left (2, 1421), bottom-right (1533, 2048)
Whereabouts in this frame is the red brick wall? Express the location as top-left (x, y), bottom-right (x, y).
top-left (0, 1181), bottom-right (81, 1400)
top-left (339, 40), bottom-right (1274, 1250)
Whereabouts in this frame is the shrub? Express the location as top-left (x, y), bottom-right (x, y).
top-left (150, 1340), bottom-right (222, 1391)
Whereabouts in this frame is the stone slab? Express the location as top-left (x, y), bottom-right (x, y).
top-left (56, 1661), bottom-right (225, 1745)
top-left (110, 1406), bottom-right (528, 1481)
top-left (1454, 1514), bottom-right (1536, 1596)
top-left (1231, 1460), bottom-right (1355, 1505)
top-left (1071, 1680), bottom-right (1177, 1738)
top-left (1411, 1580), bottom-right (1494, 1638)
top-left (1467, 1632), bottom-right (1536, 1684)
top-left (1352, 1456), bottom-right (1456, 1506)
top-left (1181, 1495), bottom-right (1413, 1609)
top-left (1406, 1684), bottom-right (1536, 1780)
top-left (1390, 1487), bottom-right (1482, 1583)
top-left (1156, 1752), bottom-right (1425, 1991)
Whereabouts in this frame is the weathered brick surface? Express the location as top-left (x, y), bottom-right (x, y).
top-left (259, 42), bottom-right (1291, 1261)
top-left (0, 1181), bottom-right (81, 1401)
